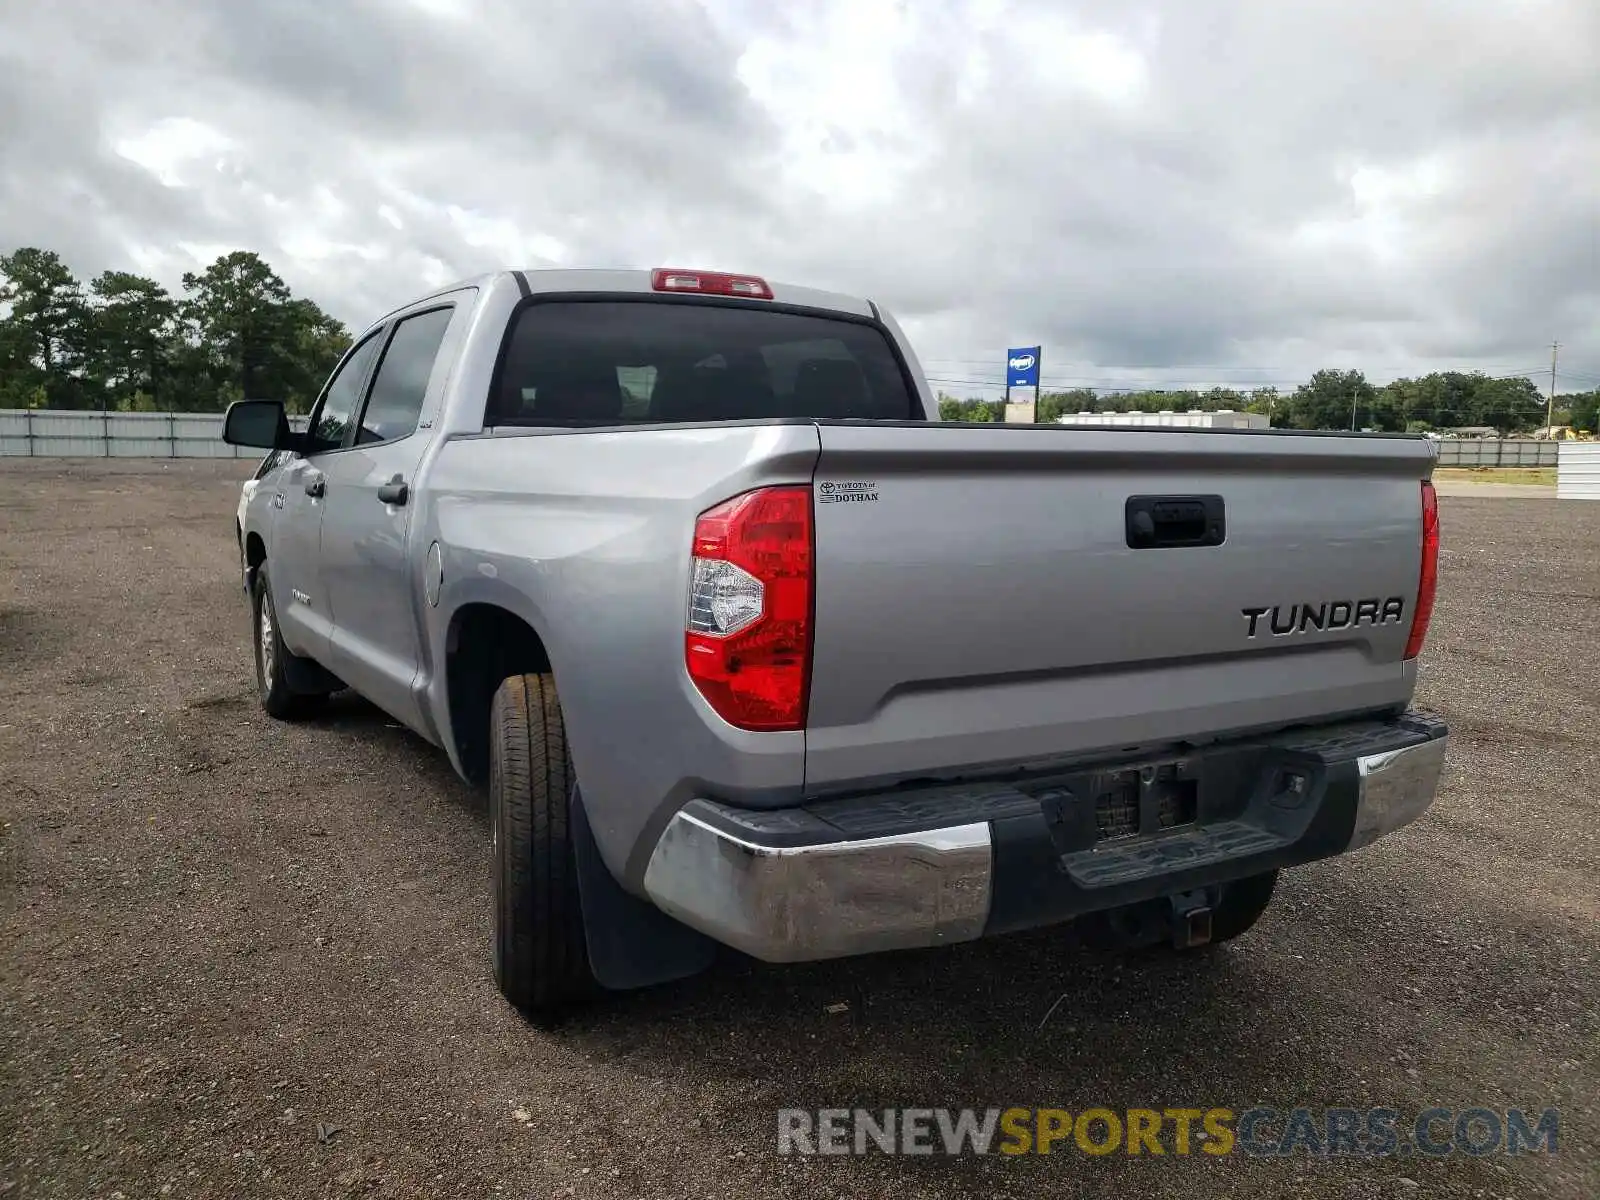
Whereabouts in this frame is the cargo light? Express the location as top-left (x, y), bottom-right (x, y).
top-left (1403, 479), bottom-right (1440, 661)
top-left (651, 267), bottom-right (774, 300)
top-left (685, 486), bottom-right (813, 731)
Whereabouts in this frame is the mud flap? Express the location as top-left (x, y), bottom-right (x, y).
top-left (570, 787), bottom-right (717, 991)
top-left (281, 653), bottom-right (343, 696)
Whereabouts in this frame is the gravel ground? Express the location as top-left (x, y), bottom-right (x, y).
top-left (1, 459), bottom-right (1595, 1200)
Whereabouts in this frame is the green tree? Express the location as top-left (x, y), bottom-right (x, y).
top-left (937, 394), bottom-right (1001, 422)
top-left (0, 247), bottom-right (91, 408)
top-left (1365, 382), bottom-right (1406, 432)
top-left (87, 271), bottom-right (178, 410)
top-left (1245, 387), bottom-right (1281, 425)
top-left (1036, 389), bottom-right (1099, 422)
top-left (278, 298), bottom-right (351, 414)
top-left (1568, 390), bottom-right (1599, 434)
top-left (1286, 369), bottom-right (1376, 430)
top-left (1, 244), bottom-right (353, 412)
top-left (1121, 390), bottom-right (1203, 414)
top-left (1409, 372), bottom-right (1479, 429)
top-left (1199, 386), bottom-right (1246, 411)
top-left (180, 251), bottom-right (297, 405)
top-left (0, 317), bottom-right (36, 407)
top-left (1379, 378), bottom-right (1419, 429)
top-left (1469, 375), bottom-right (1543, 434)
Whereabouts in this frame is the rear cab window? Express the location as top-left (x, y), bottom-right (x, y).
top-left (488, 300), bottom-right (921, 426)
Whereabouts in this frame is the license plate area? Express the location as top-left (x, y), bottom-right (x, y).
top-left (1029, 747), bottom-right (1266, 857)
top-left (1089, 762), bottom-right (1199, 843)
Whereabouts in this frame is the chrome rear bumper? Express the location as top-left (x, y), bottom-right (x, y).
top-left (1348, 735), bottom-right (1450, 850)
top-left (642, 815), bottom-right (992, 963)
top-left (642, 713), bottom-right (1448, 963)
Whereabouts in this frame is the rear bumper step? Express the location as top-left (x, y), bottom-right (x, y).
top-left (641, 711), bottom-right (1448, 963)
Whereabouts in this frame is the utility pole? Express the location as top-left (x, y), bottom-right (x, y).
top-left (1548, 341), bottom-right (1559, 433)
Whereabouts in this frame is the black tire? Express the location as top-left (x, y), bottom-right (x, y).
top-left (1079, 869), bottom-right (1279, 952)
top-left (251, 565), bottom-right (328, 721)
top-left (490, 673), bottom-right (596, 1019)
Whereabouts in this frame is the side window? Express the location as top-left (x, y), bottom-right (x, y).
top-left (309, 333), bottom-right (384, 451)
top-left (357, 307), bottom-right (455, 445)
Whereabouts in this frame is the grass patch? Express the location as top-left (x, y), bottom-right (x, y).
top-left (1433, 467), bottom-right (1556, 486)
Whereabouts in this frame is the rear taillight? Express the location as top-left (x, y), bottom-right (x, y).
top-left (685, 486), bottom-right (813, 730)
top-left (1404, 479), bottom-right (1440, 660)
top-left (651, 267), bottom-right (774, 300)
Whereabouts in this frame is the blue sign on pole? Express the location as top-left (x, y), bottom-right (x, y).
top-left (1006, 346), bottom-right (1042, 390)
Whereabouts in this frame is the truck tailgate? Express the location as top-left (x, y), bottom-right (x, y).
top-left (804, 422), bottom-right (1434, 794)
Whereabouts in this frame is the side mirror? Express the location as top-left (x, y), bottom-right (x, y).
top-left (223, 399), bottom-right (296, 450)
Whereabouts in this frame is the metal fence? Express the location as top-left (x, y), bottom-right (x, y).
top-left (0, 409), bottom-right (307, 458)
top-left (0, 408), bottom-right (1576, 467)
top-left (1432, 439), bottom-right (1558, 468)
top-left (1557, 442), bottom-right (1600, 500)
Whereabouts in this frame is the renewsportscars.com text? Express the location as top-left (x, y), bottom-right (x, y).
top-left (776, 1106), bottom-right (1560, 1158)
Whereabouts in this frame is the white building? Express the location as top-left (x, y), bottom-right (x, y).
top-left (1055, 409), bottom-right (1269, 430)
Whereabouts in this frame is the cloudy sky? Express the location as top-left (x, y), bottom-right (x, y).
top-left (2, 0), bottom-right (1597, 398)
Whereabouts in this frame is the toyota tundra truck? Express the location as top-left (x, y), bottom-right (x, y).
top-left (224, 267), bottom-right (1448, 1019)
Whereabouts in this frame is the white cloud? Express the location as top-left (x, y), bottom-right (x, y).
top-left (1010, 13), bottom-right (1150, 106)
top-left (444, 206), bottom-right (568, 267)
top-left (113, 118), bottom-right (234, 189)
top-left (734, 2), bottom-right (932, 211)
top-left (2, 0), bottom-right (1596, 394)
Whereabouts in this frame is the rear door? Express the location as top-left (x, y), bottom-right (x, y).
top-left (318, 302), bottom-right (462, 729)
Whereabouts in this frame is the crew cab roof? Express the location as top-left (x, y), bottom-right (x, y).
top-left (375, 269), bottom-right (877, 329)
top-left (515, 269), bottom-right (877, 319)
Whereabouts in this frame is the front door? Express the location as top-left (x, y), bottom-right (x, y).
top-left (268, 330), bottom-right (385, 661)
top-left (317, 304), bottom-right (459, 731)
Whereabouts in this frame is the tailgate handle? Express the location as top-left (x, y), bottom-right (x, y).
top-left (1126, 495), bottom-right (1226, 549)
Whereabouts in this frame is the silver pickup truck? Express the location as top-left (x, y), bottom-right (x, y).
top-left (225, 267), bottom-right (1448, 1019)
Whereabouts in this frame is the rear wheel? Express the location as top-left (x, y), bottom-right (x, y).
top-left (490, 672), bottom-right (596, 1019)
top-left (252, 565), bottom-right (328, 720)
top-left (1080, 870), bottom-right (1279, 952)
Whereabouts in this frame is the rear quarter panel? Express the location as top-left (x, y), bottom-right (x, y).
top-left (416, 422), bottom-right (823, 886)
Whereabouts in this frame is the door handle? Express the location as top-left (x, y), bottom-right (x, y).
top-left (303, 474), bottom-right (325, 498)
top-left (1125, 494), bottom-right (1226, 549)
top-left (377, 474), bottom-right (409, 506)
